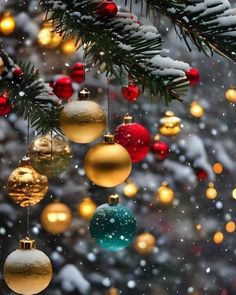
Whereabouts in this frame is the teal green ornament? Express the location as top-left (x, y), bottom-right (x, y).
top-left (89, 195), bottom-right (136, 251)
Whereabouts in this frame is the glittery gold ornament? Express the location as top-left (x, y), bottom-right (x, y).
top-left (159, 111), bottom-right (182, 136)
top-left (156, 181), bottom-right (174, 205)
top-left (29, 133), bottom-right (72, 177)
top-left (37, 21), bottom-right (62, 49)
top-left (134, 232), bottom-right (156, 255)
top-left (77, 197), bottom-right (97, 220)
top-left (205, 183), bottom-right (217, 200)
top-left (60, 88), bottom-right (106, 143)
top-left (0, 12), bottom-right (15, 35)
top-left (225, 88), bottom-right (236, 103)
top-left (190, 101), bottom-right (204, 118)
top-left (61, 38), bottom-right (80, 55)
top-left (8, 157), bottom-right (48, 207)
top-left (4, 237), bottom-right (52, 295)
top-left (0, 56), bottom-right (4, 75)
top-left (84, 134), bottom-right (132, 187)
top-left (123, 180), bottom-right (138, 198)
top-left (41, 202), bottom-right (72, 234)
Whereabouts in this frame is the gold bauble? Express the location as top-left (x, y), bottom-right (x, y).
top-left (124, 180), bottom-right (138, 198)
top-left (190, 101), bottom-right (204, 118)
top-left (134, 232), bottom-right (156, 255)
top-left (159, 111), bottom-right (182, 136)
top-left (225, 221), bottom-right (236, 233)
top-left (37, 21), bottom-right (62, 49)
top-left (84, 134), bottom-right (132, 187)
top-left (29, 133), bottom-right (72, 177)
top-left (8, 157), bottom-right (48, 207)
top-left (205, 183), bottom-right (217, 200)
top-left (225, 88), bottom-right (236, 103)
top-left (0, 56), bottom-right (4, 75)
top-left (41, 202), bottom-right (72, 234)
top-left (213, 231), bottom-right (224, 244)
top-left (212, 162), bottom-right (223, 174)
top-left (61, 38), bottom-right (80, 55)
top-left (60, 88), bottom-right (106, 143)
top-left (0, 12), bottom-right (16, 35)
top-left (156, 181), bottom-right (174, 205)
top-left (77, 197), bottom-right (97, 220)
top-left (4, 238), bottom-right (52, 295)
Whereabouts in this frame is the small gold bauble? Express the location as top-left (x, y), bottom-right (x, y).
top-left (60, 89), bottom-right (106, 143)
top-left (159, 111), bottom-right (182, 136)
top-left (225, 88), bottom-right (236, 103)
top-left (190, 101), bottom-right (204, 118)
top-left (0, 56), bottom-right (4, 75)
top-left (134, 232), bottom-right (156, 255)
top-left (212, 162), bottom-right (223, 174)
top-left (225, 221), bottom-right (236, 233)
top-left (41, 202), bottom-right (72, 234)
top-left (61, 38), bottom-right (80, 55)
top-left (84, 134), bottom-right (132, 187)
top-left (0, 12), bottom-right (16, 35)
top-left (77, 197), bottom-right (97, 220)
top-left (213, 231), bottom-right (224, 244)
top-left (205, 183), bottom-right (217, 200)
top-left (8, 157), bottom-right (48, 207)
top-left (29, 133), bottom-right (72, 177)
top-left (123, 180), bottom-right (138, 198)
top-left (4, 238), bottom-right (52, 295)
top-left (156, 181), bottom-right (174, 205)
top-left (37, 21), bottom-right (62, 49)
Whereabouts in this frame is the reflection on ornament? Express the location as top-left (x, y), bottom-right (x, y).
top-left (205, 183), bottom-right (217, 200)
top-left (213, 231), bottom-right (224, 244)
top-left (124, 180), bottom-right (138, 198)
top-left (232, 188), bottom-right (236, 200)
top-left (213, 162), bottom-right (223, 174)
top-left (78, 197), bottom-right (97, 220)
top-left (159, 111), bottom-right (182, 136)
top-left (61, 38), bottom-right (79, 55)
top-left (134, 232), bottom-right (156, 255)
top-left (84, 134), bottom-right (132, 187)
top-left (225, 88), bottom-right (236, 103)
top-left (4, 237), bottom-right (52, 295)
top-left (190, 101), bottom-right (204, 118)
top-left (156, 181), bottom-right (174, 205)
top-left (8, 157), bottom-right (48, 207)
top-left (107, 287), bottom-right (119, 295)
top-left (0, 12), bottom-right (15, 35)
top-left (29, 133), bottom-right (72, 177)
top-left (41, 202), bottom-right (72, 234)
top-left (225, 221), bottom-right (235, 233)
top-left (37, 21), bottom-right (62, 49)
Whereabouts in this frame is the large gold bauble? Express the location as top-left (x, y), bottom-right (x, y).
top-left (156, 181), bottom-right (174, 205)
top-left (29, 133), bottom-right (72, 177)
top-left (37, 21), bottom-right (62, 49)
top-left (84, 134), bottom-right (132, 187)
top-left (41, 202), bottom-right (72, 234)
top-left (134, 232), bottom-right (156, 255)
top-left (4, 238), bottom-right (52, 295)
top-left (159, 111), bottom-right (182, 136)
top-left (225, 88), bottom-right (236, 103)
top-left (0, 12), bottom-right (16, 35)
top-left (0, 56), bottom-right (4, 75)
top-left (8, 157), bottom-right (48, 207)
top-left (77, 197), bottom-right (97, 220)
top-left (60, 89), bottom-right (106, 143)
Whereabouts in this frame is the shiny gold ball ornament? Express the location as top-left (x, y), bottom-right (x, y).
top-left (8, 157), bottom-right (48, 207)
top-left (61, 38), bottom-right (80, 55)
top-left (205, 183), bottom-right (217, 200)
top-left (156, 181), bottom-right (174, 205)
top-left (37, 21), bottom-right (62, 49)
top-left (0, 12), bottom-right (16, 35)
top-left (60, 88), bottom-right (106, 143)
top-left (123, 180), bottom-right (138, 198)
top-left (4, 237), bottom-right (52, 295)
top-left (29, 133), bottom-right (72, 177)
top-left (159, 111), bottom-right (182, 136)
top-left (84, 134), bottom-right (132, 187)
top-left (190, 101), bottom-right (204, 118)
top-left (134, 232), bottom-right (156, 255)
top-left (77, 197), bottom-right (97, 220)
top-left (225, 87), bottom-right (236, 103)
top-left (41, 202), bottom-right (72, 234)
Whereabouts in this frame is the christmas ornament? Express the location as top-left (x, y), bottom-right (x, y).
top-left (213, 162), bottom-right (223, 174)
top-left (225, 221), bottom-right (235, 233)
top-left (185, 68), bottom-right (200, 86)
top-left (84, 134), bottom-right (132, 187)
top-left (61, 38), bottom-right (79, 55)
top-left (134, 232), bottom-right (156, 255)
top-left (225, 87), bottom-right (236, 103)
top-left (123, 180), bottom-right (138, 198)
top-left (205, 183), bottom-right (217, 200)
top-left (156, 181), bottom-right (174, 205)
top-left (0, 12), bottom-right (15, 35)
top-left (0, 56), bottom-right (5, 75)
top-left (13, 66), bottom-right (24, 83)
top-left (41, 202), bottom-right (72, 234)
top-left (0, 95), bottom-right (12, 116)
top-left (159, 111), bottom-right (182, 136)
top-left (190, 101), bottom-right (204, 118)
top-left (78, 197), bottom-right (97, 221)
top-left (196, 169), bottom-right (208, 181)
top-left (151, 135), bottom-right (169, 161)
top-left (97, 0), bottom-right (118, 19)
top-left (29, 133), bottom-right (72, 177)
top-left (115, 114), bottom-right (151, 163)
top-left (121, 84), bottom-right (141, 102)
top-left (89, 194), bottom-right (136, 251)
top-left (60, 88), bottom-right (106, 143)
top-left (71, 62), bottom-right (85, 84)
top-left (37, 21), bottom-right (62, 49)
top-left (8, 157), bottom-right (48, 207)
top-left (53, 76), bottom-right (74, 101)
top-left (4, 237), bottom-right (52, 295)
top-left (213, 231), bottom-right (224, 244)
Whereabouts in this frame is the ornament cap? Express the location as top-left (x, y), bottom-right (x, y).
top-left (19, 237), bottom-right (36, 250)
top-left (123, 113), bottom-right (133, 124)
top-left (19, 156), bottom-right (31, 166)
top-left (79, 88), bottom-right (90, 100)
top-left (109, 194), bottom-right (120, 205)
top-left (103, 134), bottom-right (115, 144)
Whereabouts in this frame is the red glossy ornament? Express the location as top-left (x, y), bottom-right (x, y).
top-left (71, 62), bottom-right (85, 84)
top-left (12, 66), bottom-right (23, 83)
top-left (185, 68), bottom-right (200, 86)
top-left (0, 95), bottom-right (12, 116)
top-left (115, 114), bottom-right (151, 163)
top-left (121, 84), bottom-right (141, 102)
top-left (196, 169), bottom-right (208, 181)
top-left (97, 0), bottom-right (118, 19)
top-left (152, 140), bottom-right (169, 161)
top-left (53, 76), bottom-right (74, 101)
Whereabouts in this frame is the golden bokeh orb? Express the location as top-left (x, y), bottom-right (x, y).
top-left (213, 231), bottom-right (224, 244)
top-left (205, 183), bottom-right (217, 200)
top-left (232, 188), bottom-right (236, 200)
top-left (225, 221), bottom-right (235, 233)
top-left (134, 232), bottom-right (156, 255)
top-left (0, 12), bottom-right (16, 35)
top-left (123, 181), bottom-right (138, 198)
top-left (190, 101), bottom-right (204, 118)
top-left (61, 38), bottom-right (80, 55)
top-left (213, 162), bottom-right (223, 174)
top-left (225, 88), bottom-right (236, 103)
top-left (78, 197), bottom-right (97, 220)
top-left (156, 181), bottom-right (174, 205)
top-left (159, 111), bottom-right (182, 136)
top-left (196, 224), bottom-right (202, 231)
top-left (37, 21), bottom-right (62, 49)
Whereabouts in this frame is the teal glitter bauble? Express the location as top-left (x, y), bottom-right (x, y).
top-left (89, 203), bottom-right (136, 251)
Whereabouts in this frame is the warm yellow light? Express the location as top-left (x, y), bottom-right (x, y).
top-left (232, 188), bottom-right (236, 200)
top-left (156, 181), bottom-right (174, 205)
top-left (225, 221), bottom-right (236, 233)
top-left (38, 22), bottom-right (62, 49)
top-left (134, 232), bottom-right (156, 255)
top-left (47, 212), bottom-right (67, 222)
top-left (213, 231), bottom-right (224, 244)
top-left (213, 162), bottom-right (223, 174)
top-left (205, 183), bottom-right (217, 200)
top-left (78, 197), bottom-right (97, 220)
top-left (0, 12), bottom-right (15, 35)
top-left (196, 224), bottom-right (202, 231)
top-left (61, 38), bottom-right (80, 55)
top-left (124, 181), bottom-right (138, 198)
top-left (225, 88), bottom-right (236, 103)
top-left (190, 101), bottom-right (204, 118)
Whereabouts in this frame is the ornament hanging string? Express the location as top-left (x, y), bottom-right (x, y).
top-left (26, 115), bottom-right (30, 237)
top-left (107, 77), bottom-right (111, 133)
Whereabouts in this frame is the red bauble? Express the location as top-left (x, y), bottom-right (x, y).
top-left (122, 84), bottom-right (141, 102)
top-left (13, 66), bottom-right (23, 83)
top-left (97, 0), bottom-right (118, 19)
top-left (196, 169), bottom-right (208, 181)
top-left (53, 76), bottom-right (74, 100)
top-left (71, 62), bottom-right (85, 84)
top-left (0, 95), bottom-right (12, 116)
top-left (185, 68), bottom-right (200, 86)
top-left (115, 114), bottom-right (151, 163)
top-left (152, 141), bottom-right (169, 161)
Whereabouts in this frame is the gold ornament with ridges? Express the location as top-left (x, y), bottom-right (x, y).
top-left (60, 88), bottom-right (106, 143)
top-left (8, 157), bottom-right (48, 207)
top-left (84, 134), bottom-right (132, 187)
top-left (4, 237), bottom-right (52, 295)
top-left (225, 87), bottom-right (236, 103)
top-left (134, 232), bottom-right (156, 255)
top-left (29, 133), bottom-right (72, 177)
top-left (41, 202), bottom-right (72, 234)
top-left (159, 111), bottom-right (182, 136)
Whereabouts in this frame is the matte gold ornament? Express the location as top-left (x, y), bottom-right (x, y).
top-left (29, 133), bottom-right (72, 177)
top-left (4, 237), bottom-right (52, 295)
top-left (8, 157), bottom-right (48, 207)
top-left (159, 111), bottom-right (182, 136)
top-left (0, 56), bottom-right (4, 75)
top-left (84, 134), bottom-right (132, 187)
top-left (134, 232), bottom-right (156, 255)
top-left (0, 12), bottom-right (16, 35)
top-left (225, 87), bottom-right (236, 103)
top-left (60, 88), bottom-right (106, 143)
top-left (41, 202), bottom-right (72, 234)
